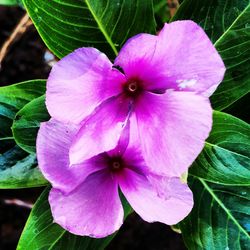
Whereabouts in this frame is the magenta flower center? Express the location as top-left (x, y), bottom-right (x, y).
top-left (123, 78), bottom-right (142, 97)
top-left (112, 161), bottom-right (121, 170)
top-left (109, 157), bottom-right (124, 172)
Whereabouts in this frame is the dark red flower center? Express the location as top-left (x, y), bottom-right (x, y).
top-left (123, 78), bottom-right (142, 97)
top-left (128, 81), bottom-right (138, 92)
top-left (109, 157), bottom-right (124, 172)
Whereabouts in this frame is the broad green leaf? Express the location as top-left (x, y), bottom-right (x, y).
top-left (17, 187), bottom-right (133, 250)
top-left (190, 111), bottom-right (250, 185)
top-left (0, 80), bottom-right (46, 188)
top-left (172, 1), bottom-right (250, 111)
top-left (23, 0), bottom-right (156, 59)
top-left (0, 145), bottom-right (47, 188)
top-left (180, 112), bottom-right (250, 249)
top-left (12, 95), bottom-right (50, 154)
top-left (172, 0), bottom-right (249, 42)
top-left (180, 177), bottom-right (250, 250)
top-left (211, 3), bottom-right (250, 110)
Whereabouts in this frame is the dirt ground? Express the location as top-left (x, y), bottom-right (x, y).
top-left (0, 6), bottom-right (186, 250)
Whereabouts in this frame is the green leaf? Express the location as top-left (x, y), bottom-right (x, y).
top-left (17, 187), bottom-right (133, 250)
top-left (0, 145), bottom-right (47, 188)
top-left (0, 0), bottom-right (19, 6)
top-left (153, 0), bottom-right (170, 24)
top-left (12, 95), bottom-right (50, 154)
top-left (0, 80), bottom-right (46, 188)
top-left (172, 0), bottom-right (249, 42)
top-left (0, 80), bottom-right (46, 139)
top-left (211, 3), bottom-right (250, 110)
top-left (180, 112), bottom-right (250, 249)
top-left (180, 177), bottom-right (250, 250)
top-left (23, 0), bottom-right (156, 59)
top-left (0, 0), bottom-right (23, 7)
top-left (172, 1), bottom-right (250, 111)
top-left (154, 0), bottom-right (166, 13)
top-left (190, 111), bottom-right (250, 185)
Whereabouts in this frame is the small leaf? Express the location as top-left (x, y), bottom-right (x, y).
top-left (23, 0), bottom-right (156, 59)
top-left (17, 187), bottom-right (132, 250)
top-left (12, 95), bottom-right (50, 154)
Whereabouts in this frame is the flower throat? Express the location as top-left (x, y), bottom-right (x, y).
top-left (123, 78), bottom-right (142, 97)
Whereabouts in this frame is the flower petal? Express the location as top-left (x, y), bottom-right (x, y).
top-left (115, 21), bottom-right (225, 96)
top-left (37, 119), bottom-right (106, 193)
top-left (121, 114), bottom-right (149, 174)
top-left (69, 96), bottom-right (130, 165)
top-left (49, 170), bottom-right (123, 237)
top-left (107, 119), bottom-right (130, 157)
top-left (135, 91), bottom-right (212, 177)
top-left (119, 168), bottom-right (193, 225)
top-left (114, 34), bottom-right (159, 85)
top-left (46, 48), bottom-right (125, 124)
top-left (156, 21), bottom-right (225, 95)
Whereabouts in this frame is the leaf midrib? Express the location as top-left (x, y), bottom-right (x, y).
top-left (0, 137), bottom-right (14, 141)
top-left (199, 178), bottom-right (250, 239)
top-left (85, 0), bottom-right (118, 56)
top-left (204, 141), bottom-right (250, 161)
top-left (48, 230), bottom-right (66, 250)
top-left (214, 3), bottom-right (250, 47)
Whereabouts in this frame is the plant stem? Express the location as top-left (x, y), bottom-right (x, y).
top-left (0, 13), bottom-right (32, 66)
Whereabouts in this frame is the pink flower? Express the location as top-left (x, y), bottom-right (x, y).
top-left (37, 119), bottom-right (193, 237)
top-left (46, 20), bottom-right (225, 177)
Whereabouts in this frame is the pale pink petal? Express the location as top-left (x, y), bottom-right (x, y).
top-left (107, 119), bottom-right (130, 157)
top-left (49, 170), bottom-right (123, 237)
top-left (115, 21), bottom-right (225, 96)
top-left (69, 96), bottom-right (131, 165)
top-left (46, 48), bottom-right (125, 124)
top-left (114, 34), bottom-right (161, 90)
top-left (135, 91), bottom-right (212, 177)
top-left (121, 114), bottom-right (149, 174)
top-left (156, 21), bottom-right (225, 95)
top-left (109, 113), bottom-right (142, 158)
top-left (106, 115), bottom-right (149, 175)
top-left (37, 119), bottom-right (106, 193)
top-left (119, 169), bottom-right (193, 225)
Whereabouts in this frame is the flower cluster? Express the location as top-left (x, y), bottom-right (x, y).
top-left (37, 21), bottom-right (225, 237)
